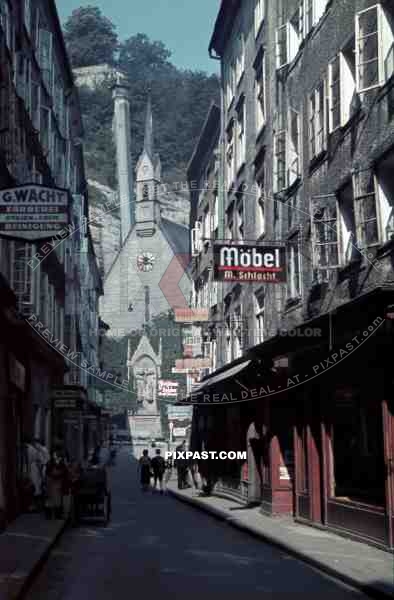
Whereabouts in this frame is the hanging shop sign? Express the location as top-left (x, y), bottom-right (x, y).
top-left (213, 244), bottom-right (286, 283)
top-left (52, 386), bottom-right (86, 409)
top-left (174, 358), bottom-right (211, 371)
top-left (173, 427), bottom-right (187, 437)
top-left (158, 380), bottom-right (179, 397)
top-left (0, 184), bottom-right (70, 240)
top-left (174, 308), bottom-right (209, 323)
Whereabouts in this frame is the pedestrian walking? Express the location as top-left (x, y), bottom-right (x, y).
top-left (24, 437), bottom-right (43, 511)
top-left (138, 449), bottom-right (152, 492)
top-left (175, 440), bottom-right (189, 490)
top-left (45, 452), bottom-right (68, 519)
top-left (151, 449), bottom-right (165, 494)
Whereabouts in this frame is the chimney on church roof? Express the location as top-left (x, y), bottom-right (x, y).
top-left (112, 74), bottom-right (134, 246)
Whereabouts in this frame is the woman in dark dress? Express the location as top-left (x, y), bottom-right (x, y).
top-left (138, 449), bottom-right (151, 491)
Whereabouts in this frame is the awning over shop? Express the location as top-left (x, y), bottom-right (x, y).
top-left (192, 360), bottom-right (251, 394)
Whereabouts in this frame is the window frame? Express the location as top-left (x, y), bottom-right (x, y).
top-left (287, 233), bottom-right (302, 300)
top-left (254, 0), bottom-right (265, 38)
top-left (309, 81), bottom-right (326, 160)
top-left (355, 3), bottom-right (394, 93)
top-left (311, 198), bottom-right (340, 280)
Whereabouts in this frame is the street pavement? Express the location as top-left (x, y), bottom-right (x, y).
top-left (24, 448), bottom-right (372, 600)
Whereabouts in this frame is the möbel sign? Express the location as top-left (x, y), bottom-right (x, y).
top-left (0, 184), bottom-right (70, 240)
top-left (213, 244), bottom-right (286, 283)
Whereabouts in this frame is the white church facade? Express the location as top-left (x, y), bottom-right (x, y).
top-left (98, 77), bottom-right (192, 450)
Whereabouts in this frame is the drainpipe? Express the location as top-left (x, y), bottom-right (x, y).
top-left (210, 49), bottom-right (226, 369)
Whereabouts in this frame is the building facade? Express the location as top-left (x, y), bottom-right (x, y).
top-left (187, 0), bottom-right (394, 549)
top-left (0, 0), bottom-right (103, 526)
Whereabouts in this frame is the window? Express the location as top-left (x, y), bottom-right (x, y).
top-left (24, 0), bottom-right (31, 35)
top-left (356, 4), bottom-right (394, 92)
top-left (287, 190), bottom-right (300, 230)
top-left (236, 33), bottom-right (245, 85)
top-left (226, 120), bottom-right (235, 191)
top-left (255, 53), bottom-right (266, 134)
top-left (354, 171), bottom-right (379, 248)
top-left (255, 0), bottom-right (265, 37)
top-left (288, 108), bottom-right (300, 185)
top-left (40, 105), bottom-right (51, 155)
top-left (10, 242), bottom-right (34, 313)
top-left (212, 192), bottom-right (219, 237)
top-left (312, 200), bottom-right (340, 279)
top-left (0, 1), bottom-right (12, 52)
top-left (203, 209), bottom-right (210, 241)
top-left (226, 202), bottom-right (234, 241)
top-left (274, 130), bottom-right (286, 192)
top-left (328, 55), bottom-right (341, 131)
top-left (38, 28), bottom-right (53, 92)
top-left (233, 307), bottom-right (243, 359)
top-left (226, 61), bottom-right (236, 109)
top-left (376, 150), bottom-right (394, 242)
top-left (235, 191), bottom-right (244, 241)
top-left (254, 292), bottom-right (264, 344)
top-left (287, 234), bottom-right (301, 298)
top-left (309, 82), bottom-right (325, 159)
top-left (328, 45), bottom-right (358, 131)
top-left (236, 98), bottom-right (246, 171)
top-left (256, 171), bottom-right (265, 238)
top-left (337, 182), bottom-right (358, 264)
top-left (225, 320), bottom-right (232, 363)
top-left (276, 23), bottom-right (288, 68)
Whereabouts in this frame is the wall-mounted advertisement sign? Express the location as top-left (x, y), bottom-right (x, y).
top-left (213, 244), bottom-right (286, 283)
top-left (0, 184), bottom-right (70, 240)
top-left (158, 380), bottom-right (179, 397)
top-left (174, 358), bottom-right (211, 371)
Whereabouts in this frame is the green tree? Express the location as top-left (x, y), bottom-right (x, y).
top-left (63, 6), bottom-right (118, 67)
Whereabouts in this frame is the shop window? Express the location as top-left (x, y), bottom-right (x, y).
top-left (355, 4), bottom-right (394, 93)
top-left (331, 389), bottom-right (385, 505)
top-left (337, 182), bottom-right (359, 264)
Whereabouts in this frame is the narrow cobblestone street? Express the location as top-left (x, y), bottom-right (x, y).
top-left (23, 449), bottom-right (369, 600)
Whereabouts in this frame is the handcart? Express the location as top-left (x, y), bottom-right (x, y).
top-left (73, 466), bottom-right (111, 525)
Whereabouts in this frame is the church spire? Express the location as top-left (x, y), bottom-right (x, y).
top-left (143, 89), bottom-right (154, 158)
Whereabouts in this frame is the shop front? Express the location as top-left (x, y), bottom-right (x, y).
top-left (290, 291), bottom-right (394, 550)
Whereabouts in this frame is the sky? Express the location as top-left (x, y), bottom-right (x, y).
top-left (56, 0), bottom-right (221, 74)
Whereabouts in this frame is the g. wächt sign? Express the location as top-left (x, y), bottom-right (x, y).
top-left (213, 244), bottom-right (286, 283)
top-left (0, 184), bottom-right (70, 240)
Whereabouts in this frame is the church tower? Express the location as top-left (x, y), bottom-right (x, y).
top-left (112, 76), bottom-right (134, 245)
top-left (135, 92), bottom-right (162, 237)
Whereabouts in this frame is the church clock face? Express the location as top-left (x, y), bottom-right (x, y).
top-left (137, 252), bottom-right (156, 272)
